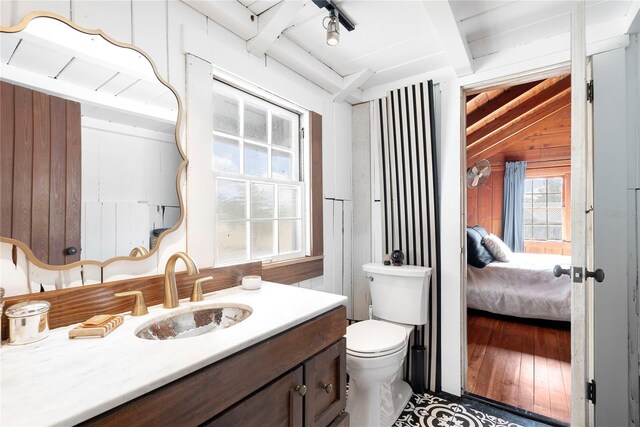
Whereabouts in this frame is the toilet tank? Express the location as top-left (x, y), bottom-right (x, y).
top-left (362, 263), bottom-right (432, 325)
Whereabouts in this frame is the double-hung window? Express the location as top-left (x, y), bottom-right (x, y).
top-left (523, 177), bottom-right (563, 241)
top-left (212, 80), bottom-right (304, 265)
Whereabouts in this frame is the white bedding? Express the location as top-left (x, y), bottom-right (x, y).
top-left (467, 252), bottom-right (572, 322)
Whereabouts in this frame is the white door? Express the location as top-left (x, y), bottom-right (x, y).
top-left (592, 47), bottom-right (630, 426)
top-left (568, 4), bottom-right (593, 426)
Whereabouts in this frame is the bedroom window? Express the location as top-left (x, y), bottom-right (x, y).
top-left (523, 177), bottom-right (563, 241)
top-left (212, 80), bottom-right (304, 265)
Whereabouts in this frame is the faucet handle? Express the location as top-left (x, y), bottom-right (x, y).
top-left (191, 276), bottom-right (213, 302)
top-left (114, 291), bottom-right (149, 316)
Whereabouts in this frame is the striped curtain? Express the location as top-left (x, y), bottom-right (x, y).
top-left (374, 81), bottom-right (441, 391)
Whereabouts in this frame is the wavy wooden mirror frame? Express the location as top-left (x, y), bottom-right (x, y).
top-left (0, 12), bottom-right (187, 272)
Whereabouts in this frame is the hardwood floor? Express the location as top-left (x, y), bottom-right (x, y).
top-left (466, 310), bottom-right (571, 423)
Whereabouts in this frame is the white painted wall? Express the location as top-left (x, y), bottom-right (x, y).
top-left (1, 0), bottom-right (352, 298)
top-left (81, 119), bottom-right (180, 261)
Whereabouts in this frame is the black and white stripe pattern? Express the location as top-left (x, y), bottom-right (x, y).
top-left (375, 81), bottom-right (441, 391)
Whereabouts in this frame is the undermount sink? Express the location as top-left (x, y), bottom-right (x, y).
top-left (135, 303), bottom-right (252, 340)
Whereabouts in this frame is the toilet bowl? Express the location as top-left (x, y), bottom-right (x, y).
top-left (345, 263), bottom-right (432, 427)
top-left (345, 319), bottom-right (413, 427)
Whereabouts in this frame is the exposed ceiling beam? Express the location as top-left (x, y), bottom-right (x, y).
top-left (247, 1), bottom-right (305, 58)
top-left (467, 75), bottom-right (571, 144)
top-left (466, 80), bottom-right (540, 128)
top-left (421, 0), bottom-right (473, 77)
top-left (182, 0), bottom-right (257, 40)
top-left (467, 88), bottom-right (571, 163)
top-left (467, 88), bottom-right (505, 116)
top-left (625, 0), bottom-right (640, 34)
top-left (333, 69), bottom-right (374, 102)
top-left (268, 35), bottom-right (343, 94)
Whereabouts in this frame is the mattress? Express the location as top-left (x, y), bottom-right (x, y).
top-left (467, 252), bottom-right (572, 322)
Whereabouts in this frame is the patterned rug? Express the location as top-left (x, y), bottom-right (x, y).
top-left (394, 393), bottom-right (550, 427)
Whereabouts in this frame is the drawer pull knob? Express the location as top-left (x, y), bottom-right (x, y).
top-left (295, 385), bottom-right (307, 396)
top-left (323, 383), bottom-right (333, 394)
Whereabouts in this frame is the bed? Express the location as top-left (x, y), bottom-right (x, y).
top-left (467, 252), bottom-right (572, 322)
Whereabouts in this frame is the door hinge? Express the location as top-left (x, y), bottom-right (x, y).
top-left (300, 127), bottom-right (305, 143)
top-left (587, 379), bottom-right (596, 404)
top-left (587, 80), bottom-right (594, 103)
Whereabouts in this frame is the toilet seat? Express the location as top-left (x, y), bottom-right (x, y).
top-left (346, 320), bottom-right (407, 358)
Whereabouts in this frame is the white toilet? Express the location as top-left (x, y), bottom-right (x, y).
top-left (345, 262), bottom-right (432, 427)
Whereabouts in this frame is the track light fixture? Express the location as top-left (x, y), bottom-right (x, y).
top-left (313, 0), bottom-right (355, 47)
top-left (324, 9), bottom-right (340, 46)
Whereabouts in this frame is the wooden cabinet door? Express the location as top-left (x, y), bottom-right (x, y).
top-left (304, 338), bottom-right (346, 427)
top-left (204, 366), bottom-right (304, 427)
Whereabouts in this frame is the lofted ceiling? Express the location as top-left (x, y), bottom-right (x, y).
top-left (185, 0), bottom-right (638, 104)
top-left (465, 75), bottom-right (572, 167)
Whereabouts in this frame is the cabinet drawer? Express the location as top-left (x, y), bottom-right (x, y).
top-left (304, 338), bottom-right (346, 427)
top-left (205, 366), bottom-right (304, 427)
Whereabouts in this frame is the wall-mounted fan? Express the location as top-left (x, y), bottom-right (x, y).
top-left (467, 159), bottom-right (491, 188)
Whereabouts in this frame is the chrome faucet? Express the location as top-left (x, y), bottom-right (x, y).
top-left (163, 252), bottom-right (199, 309)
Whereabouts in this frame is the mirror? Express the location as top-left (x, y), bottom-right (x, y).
top-left (0, 14), bottom-right (184, 270)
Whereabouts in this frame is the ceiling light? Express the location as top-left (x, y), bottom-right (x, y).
top-left (324, 10), bottom-right (340, 46)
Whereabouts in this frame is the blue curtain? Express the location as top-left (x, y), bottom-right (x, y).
top-left (502, 161), bottom-right (527, 252)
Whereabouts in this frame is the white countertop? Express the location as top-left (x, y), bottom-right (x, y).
top-left (0, 282), bottom-right (347, 426)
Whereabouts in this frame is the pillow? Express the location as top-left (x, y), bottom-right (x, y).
top-left (482, 233), bottom-right (513, 262)
top-left (466, 225), bottom-right (494, 268)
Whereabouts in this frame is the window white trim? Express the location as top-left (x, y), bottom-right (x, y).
top-left (212, 78), bottom-right (308, 267)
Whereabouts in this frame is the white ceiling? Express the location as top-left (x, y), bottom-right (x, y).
top-left (186, 0), bottom-right (638, 103)
top-left (0, 18), bottom-right (177, 133)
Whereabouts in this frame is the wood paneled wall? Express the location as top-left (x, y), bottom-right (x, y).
top-left (467, 169), bottom-right (505, 237)
top-left (0, 81), bottom-right (81, 265)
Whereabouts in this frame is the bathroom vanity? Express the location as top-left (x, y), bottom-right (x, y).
top-left (0, 283), bottom-right (348, 426)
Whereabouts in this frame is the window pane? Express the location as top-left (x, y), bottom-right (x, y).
top-left (213, 136), bottom-right (240, 173)
top-left (279, 186), bottom-right (299, 218)
top-left (272, 114), bottom-right (292, 148)
top-left (548, 193), bottom-right (562, 208)
top-left (217, 222), bottom-right (247, 263)
top-left (279, 220), bottom-right (300, 254)
top-left (532, 209), bottom-right (546, 225)
top-left (524, 179), bottom-right (532, 193)
top-left (532, 225), bottom-right (547, 240)
top-left (524, 208), bottom-right (532, 225)
top-left (532, 193), bottom-right (546, 208)
top-left (548, 225), bottom-right (562, 240)
top-left (213, 94), bottom-right (239, 136)
top-left (272, 149), bottom-right (293, 180)
top-left (251, 183), bottom-right (274, 219)
top-left (217, 179), bottom-right (246, 220)
top-left (524, 225), bottom-right (532, 240)
top-left (524, 194), bottom-right (532, 207)
top-left (548, 177), bottom-right (562, 193)
top-left (244, 104), bottom-right (267, 142)
top-left (251, 221), bottom-right (274, 258)
top-left (548, 209), bottom-right (562, 225)
top-left (532, 178), bottom-right (546, 194)
top-left (244, 143), bottom-right (268, 177)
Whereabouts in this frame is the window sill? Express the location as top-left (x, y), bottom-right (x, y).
top-left (261, 255), bottom-right (324, 285)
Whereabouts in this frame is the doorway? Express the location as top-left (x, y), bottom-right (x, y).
top-left (463, 75), bottom-right (573, 424)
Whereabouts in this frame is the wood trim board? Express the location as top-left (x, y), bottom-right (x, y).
top-left (262, 256), bottom-right (323, 285)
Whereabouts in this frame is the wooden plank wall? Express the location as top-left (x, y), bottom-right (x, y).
top-left (0, 81), bottom-right (81, 265)
top-left (466, 169), bottom-right (505, 237)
